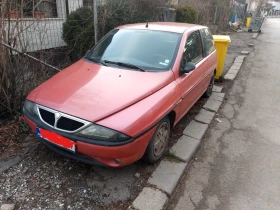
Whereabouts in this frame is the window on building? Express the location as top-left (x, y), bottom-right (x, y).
top-left (8, 0), bottom-right (58, 18)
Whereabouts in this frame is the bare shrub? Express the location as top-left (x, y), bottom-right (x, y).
top-left (0, 0), bottom-right (61, 118)
top-left (179, 0), bottom-right (233, 30)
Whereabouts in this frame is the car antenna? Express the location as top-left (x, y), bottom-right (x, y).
top-left (146, 22), bottom-right (149, 28)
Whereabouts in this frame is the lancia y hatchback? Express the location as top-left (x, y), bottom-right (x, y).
top-left (23, 22), bottom-right (217, 167)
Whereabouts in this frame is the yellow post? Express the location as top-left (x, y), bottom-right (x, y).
top-left (213, 35), bottom-right (231, 79)
top-left (246, 17), bottom-right (251, 27)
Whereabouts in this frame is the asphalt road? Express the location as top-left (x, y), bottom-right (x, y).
top-left (168, 18), bottom-right (280, 210)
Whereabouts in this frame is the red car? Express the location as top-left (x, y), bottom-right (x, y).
top-left (23, 22), bottom-right (217, 167)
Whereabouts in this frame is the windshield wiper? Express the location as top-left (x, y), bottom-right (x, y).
top-left (103, 60), bottom-right (146, 72)
top-left (84, 57), bottom-right (108, 66)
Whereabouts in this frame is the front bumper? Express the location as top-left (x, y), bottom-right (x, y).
top-left (24, 115), bottom-right (156, 167)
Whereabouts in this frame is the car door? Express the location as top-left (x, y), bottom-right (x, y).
top-left (199, 28), bottom-right (217, 90)
top-left (176, 30), bottom-right (208, 118)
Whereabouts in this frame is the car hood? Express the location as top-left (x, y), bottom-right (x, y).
top-left (30, 59), bottom-right (175, 122)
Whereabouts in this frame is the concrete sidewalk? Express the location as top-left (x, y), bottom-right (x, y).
top-left (168, 18), bottom-right (280, 210)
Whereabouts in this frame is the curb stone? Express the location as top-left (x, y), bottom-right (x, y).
top-left (195, 108), bottom-right (216, 124)
top-left (170, 136), bottom-right (200, 162)
top-left (147, 160), bottom-right (187, 195)
top-left (183, 120), bottom-right (209, 140)
top-left (213, 85), bottom-right (223, 93)
top-left (203, 99), bottom-right (223, 112)
top-left (210, 92), bottom-right (225, 102)
top-left (224, 55), bottom-right (246, 80)
top-left (132, 187), bottom-right (168, 210)
top-left (130, 86), bottom-right (225, 210)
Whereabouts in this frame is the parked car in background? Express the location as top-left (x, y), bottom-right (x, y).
top-left (23, 22), bottom-right (217, 167)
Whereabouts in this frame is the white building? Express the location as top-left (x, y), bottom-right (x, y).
top-left (269, 1), bottom-right (280, 10)
top-left (246, 0), bottom-right (260, 11)
top-left (4, 0), bottom-right (85, 52)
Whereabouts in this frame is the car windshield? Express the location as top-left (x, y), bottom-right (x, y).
top-left (85, 29), bottom-right (181, 72)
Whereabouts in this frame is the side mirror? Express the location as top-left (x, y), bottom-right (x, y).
top-left (181, 62), bottom-right (196, 74)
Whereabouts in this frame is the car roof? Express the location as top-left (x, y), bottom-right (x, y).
top-left (116, 22), bottom-right (207, 34)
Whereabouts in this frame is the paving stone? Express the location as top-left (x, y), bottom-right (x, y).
top-left (252, 33), bottom-right (258, 39)
top-left (0, 156), bottom-right (21, 174)
top-left (227, 69), bottom-right (239, 75)
top-left (237, 55), bottom-right (246, 59)
top-left (132, 187), bottom-right (168, 210)
top-left (148, 160), bottom-right (187, 195)
top-left (203, 99), bottom-right (223, 112)
top-left (241, 51), bottom-right (250, 55)
top-left (212, 92), bottom-right (225, 98)
top-left (195, 108), bottom-right (215, 124)
top-left (234, 59), bottom-right (243, 64)
top-left (224, 73), bottom-right (237, 80)
top-left (234, 56), bottom-right (245, 63)
top-left (213, 85), bottom-right (223, 93)
top-left (210, 92), bottom-right (225, 102)
top-left (170, 135), bottom-right (200, 162)
top-left (232, 63), bottom-right (242, 69)
top-left (0, 204), bottom-right (15, 210)
top-left (183, 120), bottom-right (209, 140)
top-left (229, 65), bottom-right (240, 71)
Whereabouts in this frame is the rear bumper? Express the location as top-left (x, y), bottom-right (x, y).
top-left (24, 115), bottom-right (156, 167)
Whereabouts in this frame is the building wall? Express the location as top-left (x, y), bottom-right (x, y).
top-left (68, 0), bottom-right (83, 13)
top-left (269, 1), bottom-right (280, 10)
top-left (246, 0), bottom-right (259, 11)
top-left (6, 19), bottom-right (66, 52)
top-left (4, 0), bottom-right (82, 52)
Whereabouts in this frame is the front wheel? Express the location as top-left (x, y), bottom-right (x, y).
top-left (203, 73), bottom-right (215, 98)
top-left (143, 117), bottom-right (170, 164)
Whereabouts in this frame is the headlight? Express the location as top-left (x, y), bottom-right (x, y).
top-left (24, 100), bottom-right (39, 118)
top-left (77, 124), bottom-right (131, 142)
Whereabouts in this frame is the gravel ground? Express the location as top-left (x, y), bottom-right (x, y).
top-left (0, 103), bottom-right (206, 210)
top-left (0, 29), bottom-right (252, 210)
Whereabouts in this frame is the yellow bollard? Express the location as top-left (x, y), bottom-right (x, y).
top-left (246, 17), bottom-right (251, 27)
top-left (213, 35), bottom-right (231, 79)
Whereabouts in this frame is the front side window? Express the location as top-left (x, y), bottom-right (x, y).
top-left (86, 29), bottom-right (181, 72)
top-left (201, 28), bottom-right (215, 56)
top-left (182, 31), bottom-right (203, 65)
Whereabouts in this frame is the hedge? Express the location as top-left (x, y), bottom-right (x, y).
top-left (172, 5), bottom-right (198, 24)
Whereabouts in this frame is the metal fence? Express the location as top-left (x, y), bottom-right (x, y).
top-left (267, 10), bottom-right (280, 18)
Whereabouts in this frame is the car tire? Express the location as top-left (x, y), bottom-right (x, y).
top-left (143, 117), bottom-right (170, 164)
top-left (203, 72), bottom-right (215, 98)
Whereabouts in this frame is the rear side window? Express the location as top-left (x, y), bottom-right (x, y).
top-left (183, 31), bottom-right (203, 64)
top-left (201, 29), bottom-right (215, 56)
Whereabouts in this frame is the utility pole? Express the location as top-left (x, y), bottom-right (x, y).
top-left (93, 0), bottom-right (98, 44)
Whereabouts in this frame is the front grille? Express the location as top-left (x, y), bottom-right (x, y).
top-left (38, 106), bottom-right (88, 133)
top-left (39, 108), bottom-right (55, 126)
top-left (57, 117), bottom-right (84, 131)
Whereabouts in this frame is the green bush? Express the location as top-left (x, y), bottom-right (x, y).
top-left (98, 4), bottom-right (151, 37)
top-left (62, 5), bottom-right (151, 58)
top-left (173, 5), bottom-right (197, 24)
top-left (62, 7), bottom-right (95, 58)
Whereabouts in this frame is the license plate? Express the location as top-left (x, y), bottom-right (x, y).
top-left (36, 127), bottom-right (76, 152)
